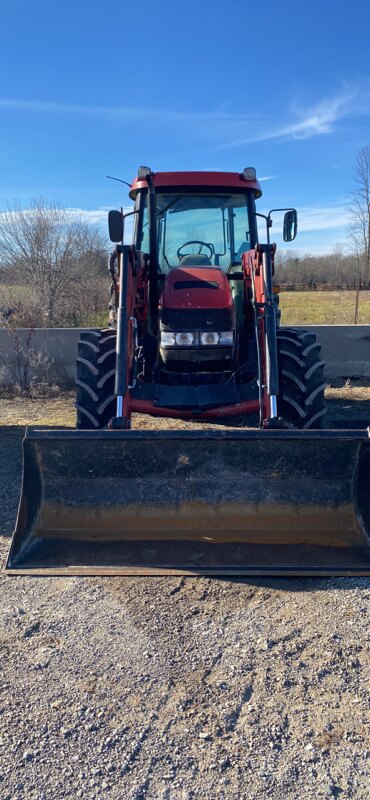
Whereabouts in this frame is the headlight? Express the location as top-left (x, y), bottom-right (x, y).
top-left (160, 330), bottom-right (234, 347)
top-left (200, 332), bottom-right (220, 345)
top-left (160, 331), bottom-right (176, 347)
top-left (219, 331), bottom-right (234, 345)
top-left (175, 332), bottom-right (196, 346)
top-left (200, 331), bottom-right (234, 346)
top-left (160, 331), bottom-right (196, 347)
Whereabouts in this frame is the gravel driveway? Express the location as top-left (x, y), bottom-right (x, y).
top-left (1, 391), bottom-right (370, 799)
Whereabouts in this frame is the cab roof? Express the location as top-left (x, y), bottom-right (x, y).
top-left (129, 171), bottom-right (262, 200)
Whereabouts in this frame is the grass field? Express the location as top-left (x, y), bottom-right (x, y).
top-left (279, 289), bottom-right (370, 325)
top-left (1, 285), bottom-right (370, 327)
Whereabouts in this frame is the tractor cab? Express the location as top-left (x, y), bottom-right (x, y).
top-left (128, 171), bottom-right (261, 378)
top-left (131, 175), bottom-right (260, 273)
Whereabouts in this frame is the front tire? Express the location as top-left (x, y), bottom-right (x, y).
top-left (76, 329), bottom-right (117, 429)
top-left (276, 328), bottom-right (327, 429)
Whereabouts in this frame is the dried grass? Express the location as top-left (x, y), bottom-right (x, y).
top-left (1, 383), bottom-right (369, 429)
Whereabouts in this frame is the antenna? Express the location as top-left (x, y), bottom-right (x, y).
top-left (106, 175), bottom-right (132, 189)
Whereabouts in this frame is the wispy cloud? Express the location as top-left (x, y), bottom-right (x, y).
top-left (286, 93), bottom-right (352, 139)
top-left (67, 206), bottom-right (114, 225)
top-left (260, 201), bottom-right (350, 254)
top-left (67, 206), bottom-right (134, 240)
top-left (0, 97), bottom-right (256, 126)
top-left (290, 242), bottom-right (346, 255)
top-left (0, 204), bottom-right (132, 226)
top-left (220, 92), bottom-right (352, 149)
top-left (297, 202), bottom-right (349, 233)
top-left (212, 84), bottom-right (370, 149)
top-left (1, 84), bottom-right (368, 149)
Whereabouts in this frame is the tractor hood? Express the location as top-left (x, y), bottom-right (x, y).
top-left (160, 266), bottom-right (233, 311)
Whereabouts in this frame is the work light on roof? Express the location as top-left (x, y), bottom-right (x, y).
top-left (243, 167), bottom-right (256, 181)
top-left (138, 166), bottom-right (152, 179)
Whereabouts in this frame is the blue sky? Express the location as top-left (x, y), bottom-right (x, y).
top-left (1, 0), bottom-right (370, 253)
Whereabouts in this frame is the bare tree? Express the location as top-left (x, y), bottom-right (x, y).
top-left (347, 145), bottom-right (370, 287)
top-left (0, 198), bottom-right (108, 325)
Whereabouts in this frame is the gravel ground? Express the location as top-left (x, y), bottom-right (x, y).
top-left (1, 387), bottom-right (370, 799)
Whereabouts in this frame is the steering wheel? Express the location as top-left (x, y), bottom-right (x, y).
top-left (177, 240), bottom-right (215, 260)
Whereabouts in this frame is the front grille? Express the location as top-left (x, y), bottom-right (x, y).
top-left (160, 307), bottom-right (233, 331)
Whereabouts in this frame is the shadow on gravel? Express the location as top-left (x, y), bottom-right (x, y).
top-left (161, 398), bottom-right (370, 430)
top-left (325, 397), bottom-right (370, 429)
top-left (218, 576), bottom-right (370, 591)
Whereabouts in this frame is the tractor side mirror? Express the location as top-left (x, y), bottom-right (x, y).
top-left (283, 209), bottom-right (297, 242)
top-left (108, 210), bottom-right (124, 243)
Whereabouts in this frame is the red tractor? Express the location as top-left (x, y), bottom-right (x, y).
top-left (6, 168), bottom-right (370, 576)
top-left (76, 167), bottom-right (326, 430)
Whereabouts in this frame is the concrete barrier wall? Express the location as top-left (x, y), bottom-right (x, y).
top-left (0, 325), bottom-right (370, 388)
top-left (296, 326), bottom-right (370, 380)
top-left (0, 328), bottom-right (81, 389)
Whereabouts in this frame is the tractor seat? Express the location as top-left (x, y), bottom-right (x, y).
top-left (179, 254), bottom-right (212, 266)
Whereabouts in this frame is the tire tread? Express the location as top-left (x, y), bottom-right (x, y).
top-left (277, 328), bottom-right (326, 428)
top-left (76, 330), bottom-right (117, 429)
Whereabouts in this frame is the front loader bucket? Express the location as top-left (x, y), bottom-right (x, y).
top-left (5, 428), bottom-right (370, 576)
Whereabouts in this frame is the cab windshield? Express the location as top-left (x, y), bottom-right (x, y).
top-left (139, 192), bottom-right (252, 272)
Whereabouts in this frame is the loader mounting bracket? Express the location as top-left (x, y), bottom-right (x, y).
top-left (264, 417), bottom-right (284, 429)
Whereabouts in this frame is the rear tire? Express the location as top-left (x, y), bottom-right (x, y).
top-left (276, 328), bottom-right (327, 429)
top-left (76, 329), bottom-right (117, 429)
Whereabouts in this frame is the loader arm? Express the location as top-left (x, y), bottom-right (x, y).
top-left (112, 245), bottom-right (136, 428)
top-left (244, 245), bottom-right (280, 426)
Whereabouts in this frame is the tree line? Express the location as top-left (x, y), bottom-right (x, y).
top-left (274, 247), bottom-right (368, 291)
